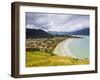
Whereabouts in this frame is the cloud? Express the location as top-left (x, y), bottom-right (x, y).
top-left (26, 12), bottom-right (90, 32)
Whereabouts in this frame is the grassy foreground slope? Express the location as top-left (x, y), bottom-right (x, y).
top-left (26, 51), bottom-right (89, 67)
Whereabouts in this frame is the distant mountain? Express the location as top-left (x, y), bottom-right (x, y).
top-left (48, 28), bottom-right (89, 35)
top-left (26, 29), bottom-right (53, 38)
top-left (69, 28), bottom-right (89, 35)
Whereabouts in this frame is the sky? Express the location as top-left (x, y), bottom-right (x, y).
top-left (25, 12), bottom-right (90, 32)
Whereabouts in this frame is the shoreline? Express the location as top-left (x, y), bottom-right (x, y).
top-left (53, 38), bottom-right (78, 59)
top-left (53, 36), bottom-right (89, 59)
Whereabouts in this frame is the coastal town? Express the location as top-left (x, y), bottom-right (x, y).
top-left (26, 37), bottom-right (67, 55)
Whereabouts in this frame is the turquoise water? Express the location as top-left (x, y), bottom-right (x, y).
top-left (53, 35), bottom-right (90, 59)
top-left (68, 36), bottom-right (90, 59)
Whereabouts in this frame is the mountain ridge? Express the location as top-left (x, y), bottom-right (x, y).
top-left (48, 28), bottom-right (89, 35)
top-left (26, 29), bottom-right (53, 38)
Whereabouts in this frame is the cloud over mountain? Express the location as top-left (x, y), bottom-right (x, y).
top-left (26, 12), bottom-right (90, 32)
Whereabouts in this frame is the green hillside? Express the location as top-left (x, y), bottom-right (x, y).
top-left (26, 51), bottom-right (89, 67)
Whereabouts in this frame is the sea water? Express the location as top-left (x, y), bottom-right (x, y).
top-left (68, 35), bottom-right (89, 59)
top-left (53, 35), bottom-right (90, 59)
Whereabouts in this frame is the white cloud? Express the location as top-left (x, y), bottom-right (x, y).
top-left (26, 12), bottom-right (90, 32)
top-left (26, 24), bottom-right (39, 29)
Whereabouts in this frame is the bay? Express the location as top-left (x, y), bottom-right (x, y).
top-left (53, 35), bottom-right (90, 59)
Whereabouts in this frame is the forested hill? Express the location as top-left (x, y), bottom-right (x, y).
top-left (26, 29), bottom-right (53, 38)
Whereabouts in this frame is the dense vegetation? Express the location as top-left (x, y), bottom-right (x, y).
top-left (26, 29), bottom-right (53, 38)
